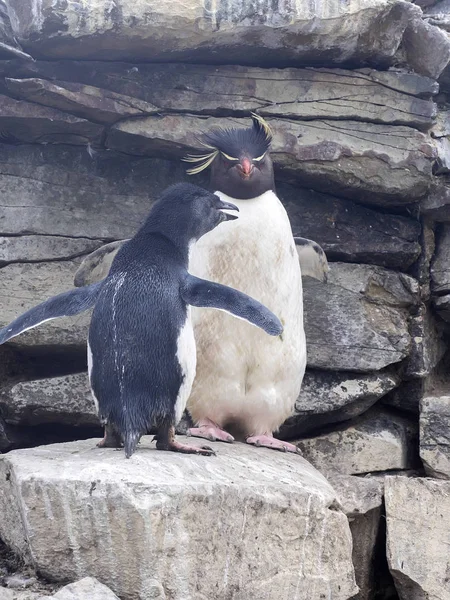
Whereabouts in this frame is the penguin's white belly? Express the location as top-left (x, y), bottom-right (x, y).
top-left (188, 190), bottom-right (306, 436)
top-left (174, 308), bottom-right (197, 425)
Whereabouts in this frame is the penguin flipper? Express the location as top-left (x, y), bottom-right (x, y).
top-left (74, 239), bottom-right (129, 287)
top-left (0, 282), bottom-right (103, 344)
top-left (294, 237), bottom-right (329, 283)
top-left (181, 274), bottom-right (283, 337)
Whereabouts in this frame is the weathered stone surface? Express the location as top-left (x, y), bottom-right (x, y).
top-left (279, 369), bottom-right (399, 439)
top-left (0, 95), bottom-right (103, 146)
top-left (0, 236), bottom-right (102, 265)
top-left (431, 224), bottom-right (450, 293)
top-left (420, 393), bottom-right (450, 478)
top-left (0, 438), bottom-right (357, 600)
top-left (295, 408), bottom-right (419, 475)
top-left (10, 0), bottom-right (418, 67)
top-left (421, 180), bottom-right (450, 221)
top-left (403, 16), bottom-right (450, 78)
top-left (0, 144), bottom-right (207, 239)
top-left (38, 578), bottom-right (120, 600)
top-left (385, 476), bottom-right (450, 600)
top-left (107, 115), bottom-right (435, 207)
top-left (280, 185), bottom-right (421, 270)
top-left (0, 259), bottom-right (90, 348)
top-left (0, 373), bottom-right (98, 427)
top-left (4, 78), bottom-right (159, 124)
top-left (0, 63), bottom-right (437, 129)
top-left (304, 263), bottom-right (417, 372)
top-left (328, 475), bottom-right (383, 600)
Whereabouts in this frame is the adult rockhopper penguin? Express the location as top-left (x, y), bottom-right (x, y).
top-left (74, 114), bottom-right (329, 453)
top-left (0, 183), bottom-right (283, 458)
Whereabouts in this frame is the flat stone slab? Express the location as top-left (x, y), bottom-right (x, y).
top-left (0, 438), bottom-right (357, 600)
top-left (9, 0), bottom-right (418, 66)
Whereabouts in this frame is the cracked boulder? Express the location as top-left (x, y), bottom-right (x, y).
top-left (107, 115), bottom-right (435, 207)
top-left (0, 438), bottom-right (357, 600)
top-left (278, 369), bottom-right (399, 439)
top-left (0, 372), bottom-right (98, 427)
top-left (303, 263), bottom-right (418, 372)
top-left (385, 476), bottom-right (450, 600)
top-left (10, 0), bottom-right (417, 66)
top-left (295, 407), bottom-right (419, 475)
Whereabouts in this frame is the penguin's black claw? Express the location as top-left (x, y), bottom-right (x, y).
top-left (200, 445), bottom-right (216, 456)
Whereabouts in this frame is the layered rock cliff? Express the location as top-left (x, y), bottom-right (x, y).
top-left (0, 1), bottom-right (450, 599)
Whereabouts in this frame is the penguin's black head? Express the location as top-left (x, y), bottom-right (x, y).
top-left (147, 182), bottom-right (239, 244)
top-left (183, 114), bottom-right (275, 200)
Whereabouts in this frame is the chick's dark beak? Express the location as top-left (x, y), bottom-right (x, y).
top-left (218, 200), bottom-right (239, 221)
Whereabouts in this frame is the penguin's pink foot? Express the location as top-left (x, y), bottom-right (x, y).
top-left (246, 434), bottom-right (301, 454)
top-left (156, 425), bottom-right (216, 456)
top-left (163, 439), bottom-right (216, 456)
top-left (188, 418), bottom-right (234, 443)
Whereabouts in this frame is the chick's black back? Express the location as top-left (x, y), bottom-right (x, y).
top-left (89, 232), bottom-right (188, 437)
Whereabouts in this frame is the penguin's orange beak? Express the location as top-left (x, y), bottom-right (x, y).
top-left (237, 157), bottom-right (254, 178)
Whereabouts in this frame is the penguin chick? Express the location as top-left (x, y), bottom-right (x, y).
top-left (0, 183), bottom-right (283, 458)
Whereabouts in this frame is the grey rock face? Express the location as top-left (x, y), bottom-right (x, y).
top-left (279, 369), bottom-right (399, 439)
top-left (2, 63), bottom-right (437, 128)
top-left (9, 0), bottom-right (417, 66)
top-left (420, 393), bottom-right (450, 478)
top-left (0, 373), bottom-right (98, 427)
top-left (385, 476), bottom-right (450, 600)
top-left (106, 115), bottom-right (435, 207)
top-left (0, 94), bottom-right (103, 146)
top-left (0, 259), bottom-right (91, 348)
top-left (4, 78), bottom-right (159, 124)
top-left (303, 263), bottom-right (418, 372)
top-left (295, 407), bottom-right (419, 475)
top-left (0, 438), bottom-right (357, 600)
top-left (0, 236), bottom-right (102, 265)
top-left (0, 144), bottom-right (206, 240)
top-left (280, 185), bottom-right (421, 270)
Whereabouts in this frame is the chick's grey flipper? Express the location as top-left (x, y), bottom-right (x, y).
top-left (0, 282), bottom-right (103, 344)
top-left (181, 274), bottom-right (283, 336)
top-left (294, 237), bottom-right (329, 283)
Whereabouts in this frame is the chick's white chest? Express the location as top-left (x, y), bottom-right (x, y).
top-left (187, 190), bottom-right (306, 435)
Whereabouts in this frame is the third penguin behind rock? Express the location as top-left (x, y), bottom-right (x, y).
top-left (0, 183), bottom-right (283, 458)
